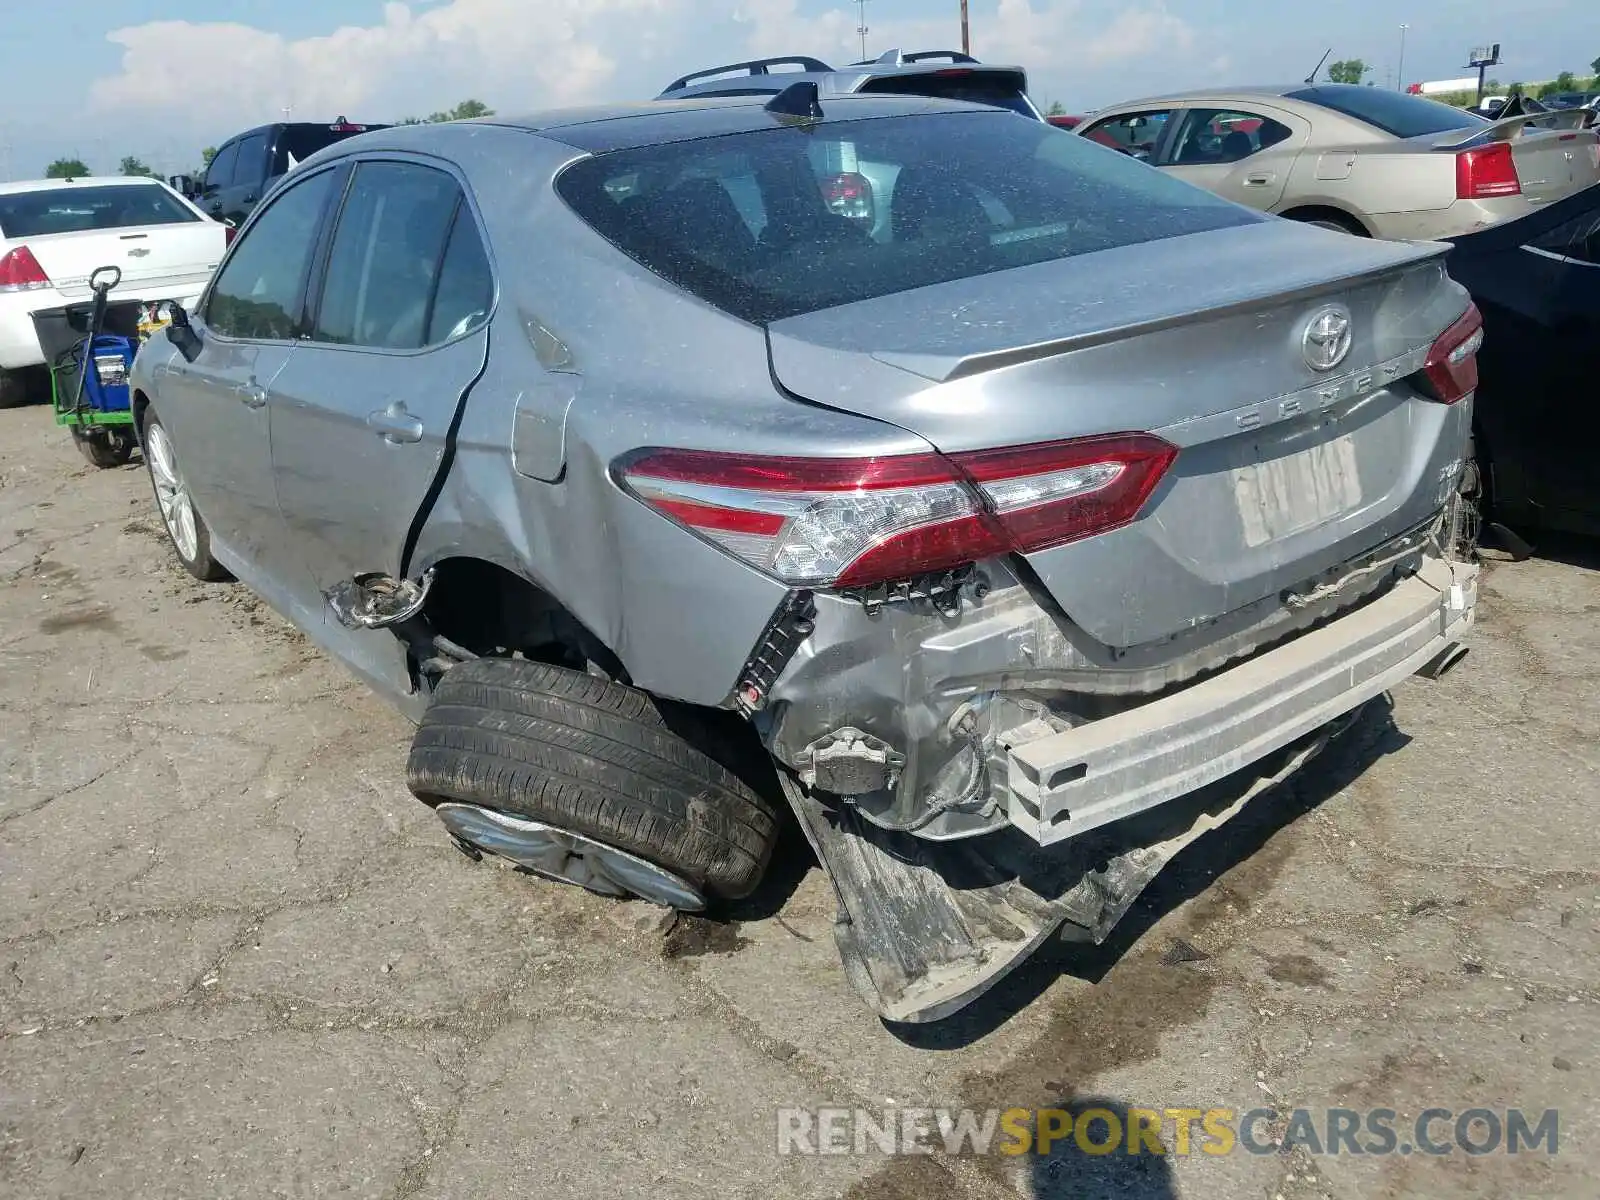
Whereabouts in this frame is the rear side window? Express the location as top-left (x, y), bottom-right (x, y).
top-left (556, 110), bottom-right (1257, 324)
top-left (859, 70), bottom-right (1037, 117)
top-left (312, 161), bottom-right (463, 350)
top-left (0, 184), bottom-right (199, 237)
top-left (1286, 85), bottom-right (1487, 138)
top-left (427, 208), bottom-right (495, 342)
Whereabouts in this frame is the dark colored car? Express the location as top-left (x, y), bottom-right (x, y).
top-left (169, 119), bottom-right (389, 228)
top-left (1447, 182), bottom-right (1600, 539)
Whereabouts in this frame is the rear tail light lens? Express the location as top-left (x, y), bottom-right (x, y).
top-left (820, 172), bottom-right (874, 221)
top-left (1455, 142), bottom-right (1521, 199)
top-left (1420, 303), bottom-right (1484, 404)
top-left (617, 434), bottom-right (1177, 588)
top-left (0, 245), bottom-right (50, 292)
top-left (224, 224), bottom-right (238, 245)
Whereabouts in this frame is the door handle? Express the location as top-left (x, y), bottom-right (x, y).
top-left (367, 402), bottom-right (424, 444)
top-left (1244, 172), bottom-right (1275, 186)
top-left (235, 381), bottom-right (267, 408)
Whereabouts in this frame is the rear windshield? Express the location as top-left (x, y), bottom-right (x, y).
top-left (277, 125), bottom-right (379, 171)
top-left (858, 70), bottom-right (1037, 118)
top-left (0, 183), bottom-right (198, 237)
top-left (1286, 85), bottom-right (1487, 138)
top-left (556, 110), bottom-right (1258, 324)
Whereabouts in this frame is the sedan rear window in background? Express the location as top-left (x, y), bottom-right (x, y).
top-left (556, 110), bottom-right (1258, 323)
top-left (0, 184), bottom-right (199, 237)
top-left (1286, 85), bottom-right (1488, 138)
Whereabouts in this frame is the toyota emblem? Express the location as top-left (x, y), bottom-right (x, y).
top-left (1302, 306), bottom-right (1353, 372)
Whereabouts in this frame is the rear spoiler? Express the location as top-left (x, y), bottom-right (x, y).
top-left (1435, 106), bottom-right (1591, 149)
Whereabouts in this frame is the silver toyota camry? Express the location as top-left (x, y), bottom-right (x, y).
top-left (130, 89), bottom-right (1482, 1021)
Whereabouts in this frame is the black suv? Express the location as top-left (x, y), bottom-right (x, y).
top-left (171, 119), bottom-right (389, 227)
top-left (656, 48), bottom-right (1041, 118)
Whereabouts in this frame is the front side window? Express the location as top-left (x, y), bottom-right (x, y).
top-left (557, 109), bottom-right (1257, 325)
top-left (204, 142), bottom-right (240, 192)
top-left (1080, 110), bottom-right (1172, 159)
top-left (0, 184), bottom-right (199, 237)
top-left (233, 133), bottom-right (270, 187)
top-left (1169, 109), bottom-right (1294, 165)
top-left (311, 161), bottom-right (463, 350)
top-left (205, 168), bottom-right (338, 340)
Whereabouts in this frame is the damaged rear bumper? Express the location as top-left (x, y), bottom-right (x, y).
top-left (1007, 554), bottom-right (1476, 845)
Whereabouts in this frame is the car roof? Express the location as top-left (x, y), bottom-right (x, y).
top-left (0, 176), bottom-right (175, 196)
top-left (1093, 83), bottom-right (1312, 109)
top-left (329, 93), bottom-right (998, 157)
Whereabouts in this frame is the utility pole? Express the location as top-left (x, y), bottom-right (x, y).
top-left (856, 0), bottom-right (868, 61)
top-left (1396, 24), bottom-right (1409, 91)
top-left (960, 0), bottom-right (970, 55)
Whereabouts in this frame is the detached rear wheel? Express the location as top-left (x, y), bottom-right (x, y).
top-left (143, 411), bottom-right (230, 582)
top-left (407, 658), bottom-right (780, 905)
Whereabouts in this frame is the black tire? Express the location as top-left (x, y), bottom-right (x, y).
top-left (1288, 210), bottom-right (1368, 236)
top-left (72, 427), bottom-right (137, 468)
top-left (408, 658), bottom-right (780, 899)
top-left (142, 410), bottom-right (231, 582)
top-left (0, 367), bottom-right (34, 409)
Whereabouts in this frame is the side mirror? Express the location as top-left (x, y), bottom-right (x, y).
top-left (1128, 115), bottom-right (1148, 129)
top-left (166, 303), bottom-right (204, 363)
top-left (169, 174), bottom-right (198, 198)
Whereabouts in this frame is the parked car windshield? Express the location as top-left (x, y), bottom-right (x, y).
top-left (557, 110), bottom-right (1258, 324)
top-left (1286, 85), bottom-right (1488, 138)
top-left (0, 183), bottom-right (199, 237)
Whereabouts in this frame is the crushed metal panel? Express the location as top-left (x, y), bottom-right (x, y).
top-left (780, 706), bottom-right (1358, 1024)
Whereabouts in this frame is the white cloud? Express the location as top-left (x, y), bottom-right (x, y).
top-left (86, 0), bottom-right (1205, 150)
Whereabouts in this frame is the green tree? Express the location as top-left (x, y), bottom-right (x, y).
top-left (1327, 59), bottom-right (1369, 85)
top-left (119, 155), bottom-right (158, 177)
top-left (1591, 55), bottom-right (1600, 76)
top-left (1538, 71), bottom-right (1578, 98)
top-left (1045, 99), bottom-right (1066, 117)
top-left (422, 99), bottom-right (495, 123)
top-left (45, 157), bottom-right (90, 179)
top-left (201, 146), bottom-right (217, 166)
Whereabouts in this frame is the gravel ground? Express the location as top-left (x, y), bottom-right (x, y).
top-left (2, 402), bottom-right (1597, 1199)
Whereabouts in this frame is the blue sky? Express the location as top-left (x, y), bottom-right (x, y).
top-left (0, 0), bottom-right (1586, 180)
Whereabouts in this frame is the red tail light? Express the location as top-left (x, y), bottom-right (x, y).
top-left (0, 245), bottom-right (51, 292)
top-left (224, 223), bottom-right (238, 245)
top-left (617, 434), bottom-right (1177, 588)
top-left (820, 172), bottom-right (873, 220)
top-left (1420, 304), bottom-right (1484, 404)
top-left (1455, 142), bottom-right (1520, 199)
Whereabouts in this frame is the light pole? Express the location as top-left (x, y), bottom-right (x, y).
top-left (1397, 24), bottom-right (1409, 91)
top-left (856, 0), bottom-right (868, 61)
top-left (961, 0), bottom-right (970, 55)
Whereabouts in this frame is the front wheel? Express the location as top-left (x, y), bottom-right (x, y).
top-left (142, 411), bottom-right (230, 582)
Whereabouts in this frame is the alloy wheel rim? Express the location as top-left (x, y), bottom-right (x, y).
top-left (435, 802), bottom-right (706, 911)
top-left (146, 425), bottom-right (199, 562)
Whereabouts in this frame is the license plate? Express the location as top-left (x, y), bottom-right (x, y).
top-left (1231, 435), bottom-right (1364, 547)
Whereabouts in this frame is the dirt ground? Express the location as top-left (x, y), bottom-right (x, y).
top-left (2, 402), bottom-right (1598, 1200)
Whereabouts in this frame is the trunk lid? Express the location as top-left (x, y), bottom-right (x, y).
top-left (767, 220), bottom-right (1468, 648)
top-left (21, 222), bottom-right (225, 301)
top-left (1437, 109), bottom-right (1600, 205)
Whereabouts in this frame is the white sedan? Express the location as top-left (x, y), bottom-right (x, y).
top-left (0, 176), bottom-right (227, 407)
